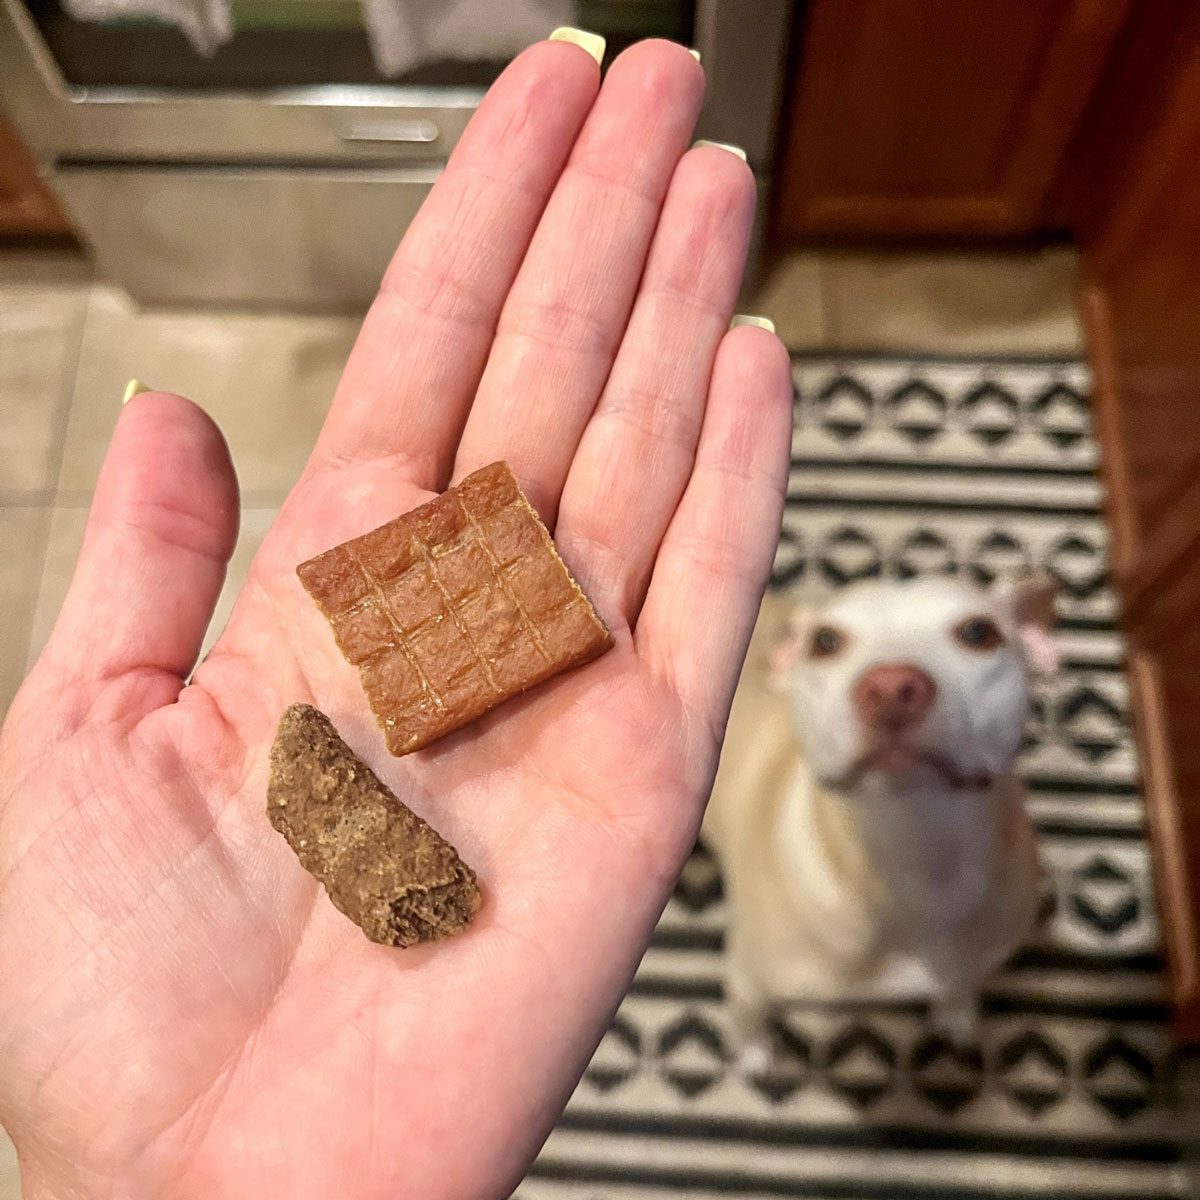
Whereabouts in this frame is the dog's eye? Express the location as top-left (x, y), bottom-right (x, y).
top-left (808, 625), bottom-right (846, 659)
top-left (955, 616), bottom-right (1005, 652)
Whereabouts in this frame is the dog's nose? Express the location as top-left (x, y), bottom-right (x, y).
top-left (854, 664), bottom-right (937, 731)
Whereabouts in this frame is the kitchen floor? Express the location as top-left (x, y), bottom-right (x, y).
top-left (0, 242), bottom-right (1083, 1194)
top-left (0, 242), bottom-right (1083, 714)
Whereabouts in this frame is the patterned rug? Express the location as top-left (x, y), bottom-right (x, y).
top-left (519, 354), bottom-right (1188, 1200)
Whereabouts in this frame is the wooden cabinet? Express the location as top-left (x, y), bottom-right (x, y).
top-left (776, 0), bottom-right (1131, 240)
top-left (1074, 2), bottom-right (1200, 1042)
top-left (0, 113), bottom-right (71, 237)
top-left (773, 0), bottom-right (1200, 1041)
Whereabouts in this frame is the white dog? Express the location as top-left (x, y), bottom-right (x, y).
top-left (703, 574), bottom-right (1057, 1064)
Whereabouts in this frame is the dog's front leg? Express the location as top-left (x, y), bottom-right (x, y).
top-left (726, 967), bottom-right (777, 1073)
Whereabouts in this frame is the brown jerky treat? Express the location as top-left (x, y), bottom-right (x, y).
top-left (267, 703), bottom-right (480, 947)
top-left (297, 461), bottom-right (614, 755)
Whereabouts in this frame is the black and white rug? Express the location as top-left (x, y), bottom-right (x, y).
top-left (520, 355), bottom-right (1189, 1200)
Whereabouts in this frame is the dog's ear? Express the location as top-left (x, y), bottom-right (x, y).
top-left (767, 603), bottom-right (818, 693)
top-left (997, 572), bottom-right (1059, 673)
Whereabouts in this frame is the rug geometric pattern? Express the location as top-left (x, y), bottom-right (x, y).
top-left (521, 356), bottom-right (1188, 1200)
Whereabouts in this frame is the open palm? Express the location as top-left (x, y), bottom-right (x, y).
top-left (0, 37), bottom-right (790, 1200)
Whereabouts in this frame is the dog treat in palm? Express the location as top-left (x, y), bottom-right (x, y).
top-left (267, 703), bottom-right (480, 947)
top-left (297, 461), bottom-right (613, 755)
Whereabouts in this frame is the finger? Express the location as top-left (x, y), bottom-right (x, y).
top-left (308, 37), bottom-right (603, 489)
top-left (555, 143), bottom-right (755, 622)
top-left (636, 326), bottom-right (792, 740)
top-left (452, 39), bottom-right (706, 520)
top-left (36, 392), bottom-right (239, 709)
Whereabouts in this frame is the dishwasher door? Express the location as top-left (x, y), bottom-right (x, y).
top-left (3, 0), bottom-right (791, 307)
top-left (54, 164), bottom-right (440, 307)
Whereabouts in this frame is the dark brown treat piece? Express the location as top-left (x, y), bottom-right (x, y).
top-left (267, 704), bottom-right (481, 947)
top-left (297, 461), bottom-right (614, 755)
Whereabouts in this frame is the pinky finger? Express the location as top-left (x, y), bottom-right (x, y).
top-left (635, 324), bottom-right (792, 745)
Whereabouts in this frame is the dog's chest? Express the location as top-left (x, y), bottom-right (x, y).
top-left (846, 780), bottom-right (998, 922)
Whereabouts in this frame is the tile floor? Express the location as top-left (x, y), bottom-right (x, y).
top-left (0, 242), bottom-right (1083, 1191)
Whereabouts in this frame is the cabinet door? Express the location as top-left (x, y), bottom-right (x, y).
top-left (777, 0), bottom-right (1130, 239)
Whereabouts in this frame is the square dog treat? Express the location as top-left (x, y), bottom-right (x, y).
top-left (268, 704), bottom-right (480, 947)
top-left (298, 462), bottom-right (613, 754)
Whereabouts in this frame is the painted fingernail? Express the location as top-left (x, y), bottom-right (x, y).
top-left (730, 315), bottom-right (775, 334)
top-left (693, 139), bottom-right (747, 162)
top-left (688, 48), bottom-right (701, 62)
top-left (122, 379), bottom-right (150, 405)
top-left (549, 27), bottom-right (605, 66)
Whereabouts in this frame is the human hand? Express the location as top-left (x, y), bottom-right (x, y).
top-left (0, 36), bottom-right (790, 1200)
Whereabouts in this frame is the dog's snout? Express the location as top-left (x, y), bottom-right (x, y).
top-left (854, 664), bottom-right (937, 730)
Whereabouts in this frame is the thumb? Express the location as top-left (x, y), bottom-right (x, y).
top-left (35, 389), bottom-right (239, 716)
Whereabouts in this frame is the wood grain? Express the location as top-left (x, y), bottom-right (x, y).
top-left (1077, 2), bottom-right (1200, 1041)
top-left (776, 0), bottom-right (1131, 239)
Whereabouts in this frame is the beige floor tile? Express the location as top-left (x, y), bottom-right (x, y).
top-left (58, 286), bottom-right (359, 505)
top-left (24, 506), bottom-right (86, 675)
top-left (200, 506), bottom-right (278, 661)
top-left (823, 247), bottom-right (1083, 354)
top-left (26, 506), bottom-right (279, 676)
top-left (750, 251), bottom-right (826, 348)
top-left (0, 1127), bottom-right (20, 1200)
top-left (0, 248), bottom-right (91, 500)
top-left (0, 506), bottom-right (50, 717)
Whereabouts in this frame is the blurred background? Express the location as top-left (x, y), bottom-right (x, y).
top-left (3, 1), bottom-right (1200, 1196)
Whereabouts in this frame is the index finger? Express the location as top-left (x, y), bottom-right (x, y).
top-left (307, 35), bottom-right (603, 491)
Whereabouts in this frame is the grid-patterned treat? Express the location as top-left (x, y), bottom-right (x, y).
top-left (267, 704), bottom-right (480, 947)
top-left (297, 462), bottom-right (614, 755)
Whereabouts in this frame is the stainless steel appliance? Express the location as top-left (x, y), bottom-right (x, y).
top-left (0, 0), bottom-right (790, 307)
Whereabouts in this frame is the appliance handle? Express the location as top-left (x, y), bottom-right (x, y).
top-left (339, 119), bottom-right (440, 145)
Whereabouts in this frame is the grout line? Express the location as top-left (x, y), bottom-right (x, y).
top-left (0, 490), bottom-right (57, 508)
top-left (45, 492), bottom-right (96, 509)
top-left (44, 490), bottom-right (291, 511)
top-left (48, 276), bottom-right (98, 509)
top-left (12, 269), bottom-right (95, 686)
top-left (18, 504), bottom-right (57, 680)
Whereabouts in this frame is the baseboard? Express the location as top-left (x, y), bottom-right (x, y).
top-left (1127, 650), bottom-right (1200, 1042)
top-left (1079, 283), bottom-right (1139, 581)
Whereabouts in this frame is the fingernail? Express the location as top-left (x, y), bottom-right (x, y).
top-left (730, 315), bottom-right (775, 334)
top-left (688, 48), bottom-right (701, 62)
top-left (693, 139), bottom-right (747, 162)
top-left (549, 27), bottom-right (605, 66)
top-left (122, 378), bottom-right (150, 405)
